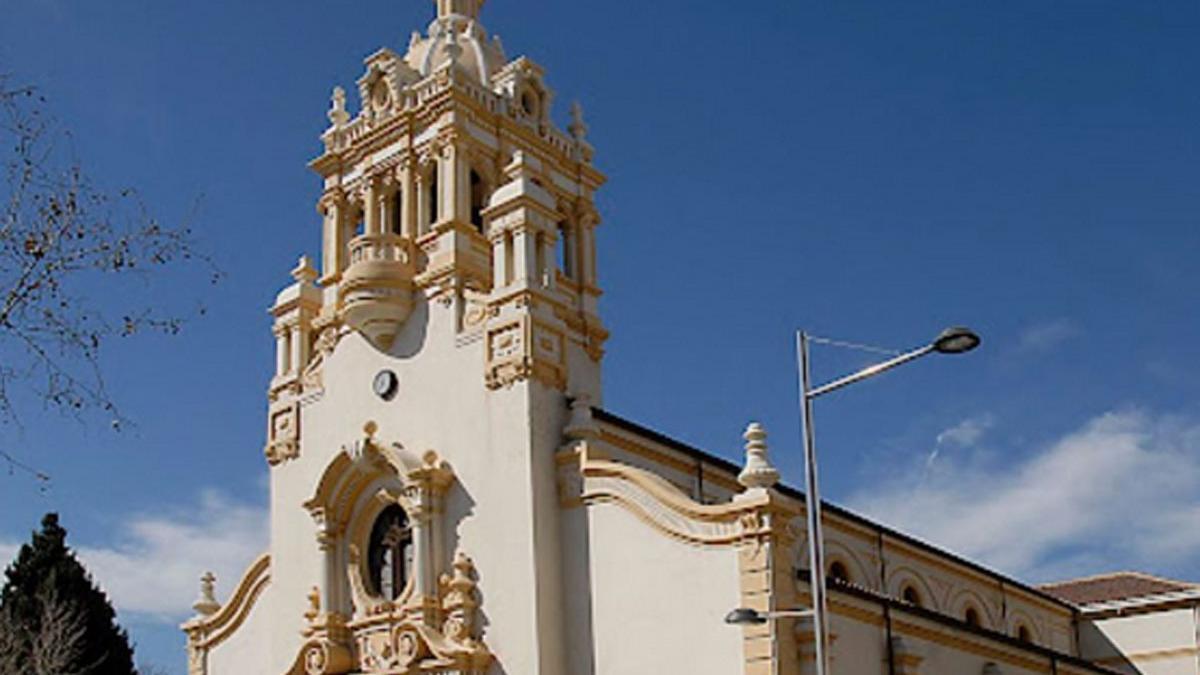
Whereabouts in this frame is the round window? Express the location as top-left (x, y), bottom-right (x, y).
top-left (371, 80), bottom-right (391, 111)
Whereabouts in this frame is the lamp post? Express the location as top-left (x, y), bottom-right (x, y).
top-left (800, 326), bottom-right (979, 675)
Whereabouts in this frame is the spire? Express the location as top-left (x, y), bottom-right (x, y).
top-left (436, 0), bottom-right (485, 20)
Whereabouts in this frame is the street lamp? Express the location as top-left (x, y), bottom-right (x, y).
top-left (798, 326), bottom-right (980, 675)
top-left (724, 607), bottom-right (815, 626)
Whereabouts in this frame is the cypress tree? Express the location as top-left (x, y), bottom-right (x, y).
top-left (0, 513), bottom-right (136, 675)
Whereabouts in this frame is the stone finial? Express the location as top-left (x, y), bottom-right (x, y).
top-left (568, 101), bottom-right (589, 142)
top-left (737, 422), bottom-right (779, 490)
top-left (436, 0), bottom-right (484, 20)
top-left (328, 87), bottom-right (350, 127)
top-left (443, 26), bottom-right (464, 66)
top-left (564, 394), bottom-right (599, 441)
top-left (192, 572), bottom-right (220, 617)
top-left (291, 256), bottom-right (319, 285)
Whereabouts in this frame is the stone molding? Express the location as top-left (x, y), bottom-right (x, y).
top-left (557, 439), bottom-right (803, 675)
top-left (181, 554), bottom-right (272, 675)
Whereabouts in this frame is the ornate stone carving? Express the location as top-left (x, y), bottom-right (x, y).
top-left (484, 315), bottom-right (566, 391)
top-left (439, 552), bottom-right (481, 647)
top-left (265, 402), bottom-right (301, 466)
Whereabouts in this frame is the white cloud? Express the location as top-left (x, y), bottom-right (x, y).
top-left (925, 414), bottom-right (996, 471)
top-left (849, 409), bottom-right (1200, 583)
top-left (0, 542), bottom-right (17, 569)
top-left (1, 490), bottom-right (268, 623)
top-left (935, 414), bottom-right (995, 448)
top-left (1017, 318), bottom-right (1080, 354)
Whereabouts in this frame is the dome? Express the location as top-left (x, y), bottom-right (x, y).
top-left (405, 12), bottom-right (507, 87)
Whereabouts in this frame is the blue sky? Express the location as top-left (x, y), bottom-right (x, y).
top-left (1, 0), bottom-right (1198, 670)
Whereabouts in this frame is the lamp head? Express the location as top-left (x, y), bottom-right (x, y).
top-left (724, 608), bottom-right (768, 626)
top-left (933, 327), bottom-right (981, 355)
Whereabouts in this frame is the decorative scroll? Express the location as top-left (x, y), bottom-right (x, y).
top-left (181, 554), bottom-right (271, 674)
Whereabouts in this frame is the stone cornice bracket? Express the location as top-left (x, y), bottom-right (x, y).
top-left (563, 394), bottom-right (600, 442)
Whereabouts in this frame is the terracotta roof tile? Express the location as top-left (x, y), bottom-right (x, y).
top-left (1040, 572), bottom-right (1198, 606)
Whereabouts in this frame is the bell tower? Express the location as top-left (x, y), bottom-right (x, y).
top-left (255, 2), bottom-right (609, 673)
top-left (269, 0), bottom-right (607, 395)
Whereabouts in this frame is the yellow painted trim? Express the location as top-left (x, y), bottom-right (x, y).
top-left (598, 427), bottom-right (743, 492)
top-left (195, 553), bottom-right (271, 650)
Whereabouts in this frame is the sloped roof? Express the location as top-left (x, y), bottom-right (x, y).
top-left (591, 408), bottom-right (1077, 612)
top-left (1040, 572), bottom-right (1199, 607)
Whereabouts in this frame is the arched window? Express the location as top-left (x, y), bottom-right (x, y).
top-left (353, 207), bottom-right (366, 238)
top-left (828, 561), bottom-right (850, 585)
top-left (965, 607), bottom-right (981, 628)
top-left (901, 584), bottom-right (922, 607)
top-left (557, 221), bottom-right (575, 280)
top-left (470, 169), bottom-right (487, 233)
top-left (426, 166), bottom-right (439, 233)
top-left (391, 188), bottom-right (403, 235)
top-left (367, 505), bottom-right (413, 601)
top-left (1016, 625), bottom-right (1032, 643)
top-left (535, 232), bottom-right (547, 286)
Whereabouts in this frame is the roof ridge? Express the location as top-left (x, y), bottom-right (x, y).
top-left (1041, 570), bottom-right (1198, 589)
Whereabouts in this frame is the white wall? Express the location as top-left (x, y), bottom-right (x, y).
top-left (586, 503), bottom-right (743, 675)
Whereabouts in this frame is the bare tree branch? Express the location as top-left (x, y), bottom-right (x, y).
top-left (0, 75), bottom-right (218, 479)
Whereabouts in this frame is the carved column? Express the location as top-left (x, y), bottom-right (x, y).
top-left (320, 191), bottom-right (348, 284)
top-left (274, 325), bottom-right (291, 378)
top-left (511, 227), bottom-right (532, 285)
top-left (439, 139), bottom-right (470, 225)
top-left (435, 150), bottom-right (449, 226)
top-left (399, 159), bottom-right (416, 239)
top-left (288, 325), bottom-right (304, 379)
top-left (364, 175), bottom-right (381, 236)
top-left (578, 207), bottom-right (599, 286)
top-left (315, 514), bottom-right (340, 616)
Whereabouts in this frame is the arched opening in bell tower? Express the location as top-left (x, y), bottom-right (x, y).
top-left (557, 220), bottom-right (576, 280)
top-left (470, 169), bottom-right (487, 233)
top-left (352, 205), bottom-right (365, 238)
top-left (390, 186), bottom-right (403, 235)
top-left (422, 165), bottom-right (439, 235)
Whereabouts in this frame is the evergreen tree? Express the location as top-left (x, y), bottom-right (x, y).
top-left (0, 514), bottom-right (136, 675)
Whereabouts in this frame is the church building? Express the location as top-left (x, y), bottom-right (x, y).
top-left (180, 2), bottom-right (1199, 673)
